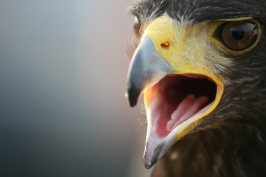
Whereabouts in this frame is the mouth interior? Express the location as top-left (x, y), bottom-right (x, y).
top-left (150, 74), bottom-right (217, 138)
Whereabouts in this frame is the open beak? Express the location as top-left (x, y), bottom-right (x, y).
top-left (126, 16), bottom-right (224, 168)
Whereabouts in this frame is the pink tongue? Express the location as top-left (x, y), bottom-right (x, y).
top-left (166, 94), bottom-right (208, 131)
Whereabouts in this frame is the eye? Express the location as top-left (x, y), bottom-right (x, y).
top-left (215, 21), bottom-right (258, 51)
top-left (133, 16), bottom-right (141, 37)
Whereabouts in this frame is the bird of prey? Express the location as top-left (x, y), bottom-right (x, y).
top-left (126, 0), bottom-right (266, 176)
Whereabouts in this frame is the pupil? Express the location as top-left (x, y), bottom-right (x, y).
top-left (232, 27), bottom-right (245, 40)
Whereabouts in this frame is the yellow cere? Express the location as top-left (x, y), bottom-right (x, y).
top-left (141, 16), bottom-right (233, 75)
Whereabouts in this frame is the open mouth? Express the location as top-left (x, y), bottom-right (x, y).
top-left (145, 74), bottom-right (217, 139)
top-left (142, 72), bottom-right (223, 167)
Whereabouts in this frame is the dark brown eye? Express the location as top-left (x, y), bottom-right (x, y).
top-left (215, 21), bottom-right (258, 51)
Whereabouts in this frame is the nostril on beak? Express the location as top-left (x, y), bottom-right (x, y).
top-left (161, 42), bottom-right (170, 49)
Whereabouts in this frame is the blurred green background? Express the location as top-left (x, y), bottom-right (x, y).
top-left (0, 1), bottom-right (150, 176)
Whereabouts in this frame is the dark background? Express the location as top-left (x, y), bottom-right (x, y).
top-left (0, 1), bottom-right (150, 176)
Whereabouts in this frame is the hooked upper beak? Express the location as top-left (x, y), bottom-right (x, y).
top-left (126, 38), bottom-right (173, 107)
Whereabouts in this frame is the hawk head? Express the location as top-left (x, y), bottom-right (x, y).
top-left (126, 0), bottom-right (266, 176)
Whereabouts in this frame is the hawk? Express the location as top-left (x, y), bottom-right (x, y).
top-left (126, 0), bottom-right (266, 176)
